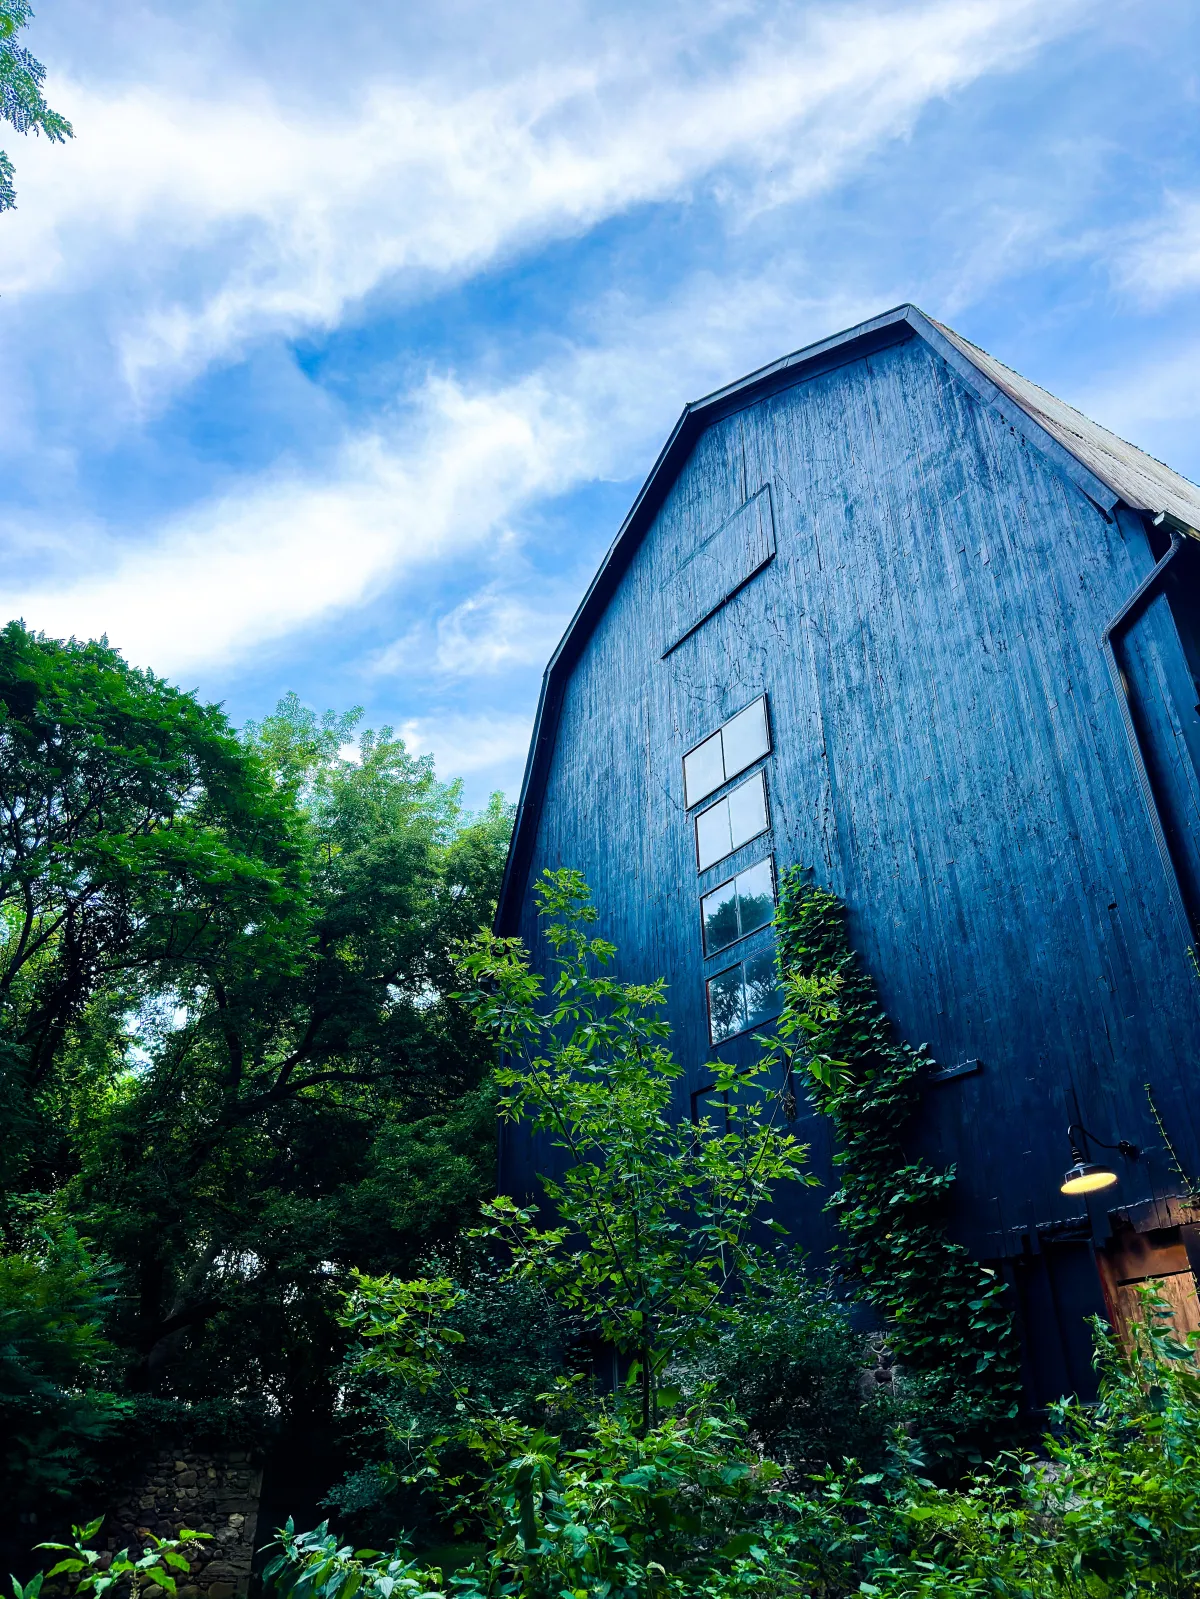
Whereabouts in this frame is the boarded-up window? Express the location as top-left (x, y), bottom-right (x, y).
top-left (661, 484), bottom-right (776, 656)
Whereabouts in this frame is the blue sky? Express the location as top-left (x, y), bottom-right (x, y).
top-left (2, 0), bottom-right (1200, 804)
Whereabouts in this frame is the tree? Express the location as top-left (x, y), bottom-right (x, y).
top-left (0, 638), bottom-right (512, 1537)
top-left (0, 621), bottom-right (306, 1208)
top-left (67, 692), bottom-right (509, 1398)
top-left (0, 627), bottom-right (310, 1542)
top-left (455, 867), bottom-right (814, 1431)
top-left (0, 0), bottom-right (73, 211)
top-left (259, 873), bottom-right (850, 1596)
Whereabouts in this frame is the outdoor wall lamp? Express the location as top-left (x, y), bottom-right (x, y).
top-left (1060, 1122), bottom-right (1141, 1196)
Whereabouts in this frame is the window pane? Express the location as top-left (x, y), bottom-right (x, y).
top-left (743, 946), bottom-right (780, 1028)
top-left (683, 731), bottom-right (725, 808)
top-left (695, 798), bottom-right (734, 872)
top-left (721, 697), bottom-right (769, 779)
top-left (701, 877), bottom-right (740, 954)
top-left (707, 965), bottom-right (746, 1045)
top-left (736, 857), bottom-right (775, 938)
top-left (727, 771), bottom-right (768, 851)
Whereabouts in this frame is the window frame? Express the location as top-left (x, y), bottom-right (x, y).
top-left (693, 768), bottom-right (771, 873)
top-left (705, 941), bottom-right (782, 1047)
top-left (700, 854), bottom-right (777, 956)
top-left (681, 694), bottom-right (772, 811)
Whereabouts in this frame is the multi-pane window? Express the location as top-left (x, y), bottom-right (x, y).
top-left (683, 697), bottom-right (770, 809)
top-left (701, 857), bottom-right (776, 955)
top-left (682, 692), bottom-right (779, 1049)
top-left (695, 770), bottom-right (768, 872)
top-left (705, 946), bottom-right (780, 1046)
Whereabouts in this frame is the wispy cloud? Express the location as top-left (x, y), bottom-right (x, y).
top-left (2, 372), bottom-right (586, 672)
top-left (0, 263), bottom-right (873, 674)
top-left (373, 587), bottom-right (571, 679)
top-left (399, 710), bottom-right (535, 786)
top-left (1116, 193), bottom-right (1200, 303)
top-left (0, 0), bottom-right (1083, 406)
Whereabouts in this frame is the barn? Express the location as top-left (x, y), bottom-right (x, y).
top-left (494, 303), bottom-right (1200, 1408)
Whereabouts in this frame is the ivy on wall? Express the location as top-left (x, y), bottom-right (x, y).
top-left (772, 867), bottom-right (1023, 1458)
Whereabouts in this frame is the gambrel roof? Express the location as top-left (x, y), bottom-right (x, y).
top-left (495, 303), bottom-right (1200, 933)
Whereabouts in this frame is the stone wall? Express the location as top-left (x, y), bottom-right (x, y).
top-left (105, 1450), bottom-right (263, 1599)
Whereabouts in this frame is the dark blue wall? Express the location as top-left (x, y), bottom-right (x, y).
top-left (503, 330), bottom-right (1200, 1398)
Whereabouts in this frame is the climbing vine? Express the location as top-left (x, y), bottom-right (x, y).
top-left (771, 867), bottom-right (1023, 1459)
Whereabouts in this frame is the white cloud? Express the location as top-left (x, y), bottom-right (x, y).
top-left (1116, 193), bottom-right (1200, 303)
top-left (0, 0), bottom-right (1083, 404)
top-left (1, 260), bottom-right (869, 673)
top-left (399, 710), bottom-right (535, 783)
top-left (2, 371), bottom-right (587, 672)
top-left (374, 587), bottom-right (571, 679)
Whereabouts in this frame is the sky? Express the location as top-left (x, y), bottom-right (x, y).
top-left (2, 0), bottom-right (1200, 806)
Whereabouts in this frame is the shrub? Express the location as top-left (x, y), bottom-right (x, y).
top-left (0, 1222), bottom-right (129, 1542)
top-left (262, 1289), bottom-right (1200, 1599)
top-left (325, 1256), bottom-right (576, 1545)
top-left (673, 1251), bottom-right (889, 1476)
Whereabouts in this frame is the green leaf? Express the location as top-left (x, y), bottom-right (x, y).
top-left (717, 1533), bottom-right (761, 1558)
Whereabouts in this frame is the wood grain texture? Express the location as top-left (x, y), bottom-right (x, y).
top-left (502, 335), bottom-right (1200, 1361)
top-left (661, 484), bottom-right (776, 655)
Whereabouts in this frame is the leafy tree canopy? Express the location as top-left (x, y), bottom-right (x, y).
top-left (0, 1), bottom-right (72, 210)
top-left (0, 631), bottom-right (511, 1547)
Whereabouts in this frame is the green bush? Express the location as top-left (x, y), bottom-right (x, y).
top-left (11, 1516), bottom-right (209, 1599)
top-left (0, 1222), bottom-right (129, 1528)
top-left (673, 1251), bottom-right (889, 1476)
top-left (261, 1290), bottom-right (1200, 1599)
top-left (325, 1257), bottom-right (577, 1545)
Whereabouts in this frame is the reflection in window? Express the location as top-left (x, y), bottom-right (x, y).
top-left (701, 857), bottom-right (776, 954)
top-left (700, 877), bottom-right (739, 953)
top-left (683, 732), bottom-right (724, 808)
top-left (695, 770), bottom-right (769, 872)
top-left (706, 944), bottom-right (781, 1045)
top-left (706, 965), bottom-right (745, 1044)
top-left (683, 696), bottom-right (771, 808)
top-left (743, 947), bottom-right (779, 1029)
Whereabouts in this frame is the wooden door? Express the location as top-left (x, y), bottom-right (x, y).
top-left (1098, 1220), bottom-right (1200, 1355)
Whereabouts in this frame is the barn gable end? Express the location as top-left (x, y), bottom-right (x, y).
top-left (497, 307), bottom-right (1200, 1407)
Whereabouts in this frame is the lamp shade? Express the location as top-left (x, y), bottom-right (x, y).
top-left (1060, 1160), bottom-right (1119, 1196)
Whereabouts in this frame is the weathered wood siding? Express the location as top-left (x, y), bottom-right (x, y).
top-left (504, 331), bottom-right (1200, 1366)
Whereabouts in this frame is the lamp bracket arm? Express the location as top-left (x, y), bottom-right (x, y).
top-left (1066, 1122), bottom-right (1140, 1160)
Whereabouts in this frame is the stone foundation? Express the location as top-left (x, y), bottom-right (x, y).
top-left (105, 1450), bottom-right (263, 1599)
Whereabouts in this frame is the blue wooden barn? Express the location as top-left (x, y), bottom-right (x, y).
top-left (494, 304), bottom-right (1200, 1407)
